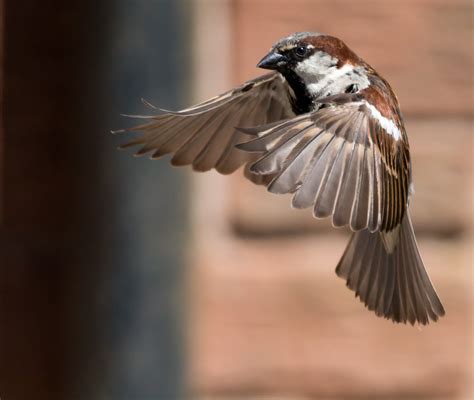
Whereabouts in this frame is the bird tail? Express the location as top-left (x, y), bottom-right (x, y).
top-left (336, 212), bottom-right (445, 325)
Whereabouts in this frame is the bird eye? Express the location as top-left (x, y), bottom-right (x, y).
top-left (294, 46), bottom-right (308, 58)
top-left (345, 83), bottom-right (359, 93)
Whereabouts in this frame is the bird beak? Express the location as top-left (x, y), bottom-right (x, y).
top-left (257, 50), bottom-right (287, 70)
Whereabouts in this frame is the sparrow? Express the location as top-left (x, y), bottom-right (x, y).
top-left (114, 32), bottom-right (445, 325)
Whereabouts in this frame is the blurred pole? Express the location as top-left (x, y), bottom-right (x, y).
top-left (0, 1), bottom-right (190, 399)
top-left (0, 0), bottom-right (3, 223)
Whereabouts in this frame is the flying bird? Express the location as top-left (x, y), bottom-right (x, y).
top-left (114, 32), bottom-right (445, 325)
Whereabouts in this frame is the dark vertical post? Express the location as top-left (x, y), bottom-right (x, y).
top-left (0, 0), bottom-right (3, 223)
top-left (0, 1), bottom-right (190, 399)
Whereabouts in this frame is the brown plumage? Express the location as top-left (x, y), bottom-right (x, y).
top-left (114, 32), bottom-right (445, 325)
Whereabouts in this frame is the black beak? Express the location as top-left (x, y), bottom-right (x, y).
top-left (257, 51), bottom-right (287, 70)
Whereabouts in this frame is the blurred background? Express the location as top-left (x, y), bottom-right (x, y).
top-left (0, 1), bottom-right (472, 399)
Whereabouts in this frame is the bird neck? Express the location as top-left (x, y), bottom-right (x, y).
top-left (281, 70), bottom-right (315, 115)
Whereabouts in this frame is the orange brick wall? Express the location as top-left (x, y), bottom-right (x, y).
top-left (188, 1), bottom-right (473, 398)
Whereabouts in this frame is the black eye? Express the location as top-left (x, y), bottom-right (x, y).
top-left (294, 46), bottom-right (307, 58)
top-left (345, 83), bottom-right (359, 94)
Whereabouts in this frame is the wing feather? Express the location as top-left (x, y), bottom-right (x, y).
top-left (267, 129), bottom-right (322, 194)
top-left (312, 112), bottom-right (361, 218)
top-left (238, 95), bottom-right (411, 232)
top-left (249, 122), bottom-right (315, 175)
top-left (291, 132), bottom-right (337, 209)
top-left (349, 118), bottom-right (370, 230)
top-left (116, 72), bottom-right (293, 178)
top-left (311, 136), bottom-right (346, 217)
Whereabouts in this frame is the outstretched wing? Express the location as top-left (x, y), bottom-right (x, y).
top-left (237, 92), bottom-right (411, 233)
top-left (115, 72), bottom-right (293, 179)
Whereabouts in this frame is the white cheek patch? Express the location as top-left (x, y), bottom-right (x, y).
top-left (365, 102), bottom-right (402, 140)
top-left (306, 64), bottom-right (355, 95)
top-left (295, 54), bottom-right (371, 99)
top-left (295, 52), bottom-right (338, 81)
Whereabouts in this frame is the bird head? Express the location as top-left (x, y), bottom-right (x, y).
top-left (257, 32), bottom-right (369, 105)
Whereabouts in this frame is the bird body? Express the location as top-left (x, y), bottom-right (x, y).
top-left (115, 32), bottom-right (445, 325)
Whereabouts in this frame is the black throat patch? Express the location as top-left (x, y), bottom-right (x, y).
top-left (282, 69), bottom-right (314, 114)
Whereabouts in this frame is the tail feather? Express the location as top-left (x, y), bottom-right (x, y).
top-left (336, 212), bottom-right (445, 325)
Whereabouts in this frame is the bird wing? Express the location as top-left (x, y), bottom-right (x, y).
top-left (237, 92), bottom-right (411, 233)
top-left (115, 72), bottom-right (293, 182)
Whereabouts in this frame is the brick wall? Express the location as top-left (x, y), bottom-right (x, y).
top-left (188, 1), bottom-right (473, 399)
